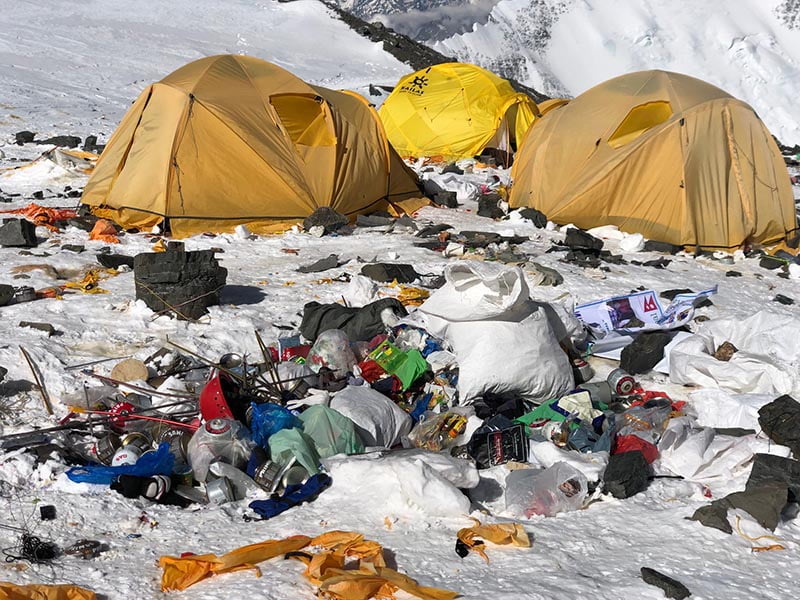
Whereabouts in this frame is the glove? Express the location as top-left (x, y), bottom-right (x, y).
top-left (284, 388), bottom-right (330, 411)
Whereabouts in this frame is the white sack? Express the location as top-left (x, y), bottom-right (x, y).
top-left (330, 385), bottom-right (412, 448)
top-left (670, 311), bottom-right (800, 395)
top-left (688, 389), bottom-right (775, 430)
top-left (418, 262), bottom-right (574, 403)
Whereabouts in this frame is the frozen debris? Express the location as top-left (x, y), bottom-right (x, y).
top-left (0, 283), bottom-right (14, 306)
top-left (477, 193), bottom-right (505, 219)
top-left (302, 207), bottom-right (348, 235)
top-left (758, 395), bottom-right (800, 456)
top-left (516, 207), bottom-right (547, 228)
top-left (297, 254), bottom-right (341, 274)
top-left (0, 218), bottom-right (37, 247)
top-left (96, 253), bottom-right (134, 270)
top-left (18, 321), bottom-right (56, 336)
top-left (360, 262), bottom-right (419, 283)
top-left (773, 294), bottom-right (795, 305)
top-left (712, 341), bottom-right (738, 362)
top-left (640, 567), bottom-right (691, 599)
top-left (602, 450), bottom-right (650, 499)
top-left (431, 191), bottom-right (458, 207)
top-left (620, 332), bottom-right (672, 375)
top-left (133, 242), bottom-right (227, 321)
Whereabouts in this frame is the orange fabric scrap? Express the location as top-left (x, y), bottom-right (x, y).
top-left (0, 582), bottom-right (96, 600)
top-left (456, 519), bottom-right (531, 563)
top-left (4, 203), bottom-right (77, 231)
top-left (158, 535), bottom-right (311, 591)
top-left (88, 219), bottom-right (119, 243)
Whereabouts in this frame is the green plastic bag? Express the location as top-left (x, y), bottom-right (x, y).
top-left (268, 428), bottom-right (320, 474)
top-left (299, 405), bottom-right (365, 458)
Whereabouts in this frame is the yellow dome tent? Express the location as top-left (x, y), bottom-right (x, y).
top-left (510, 70), bottom-right (796, 250)
top-left (81, 55), bottom-right (423, 237)
top-left (378, 63), bottom-right (539, 161)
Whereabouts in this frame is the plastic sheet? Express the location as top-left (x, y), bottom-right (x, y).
top-left (505, 462), bottom-right (588, 518)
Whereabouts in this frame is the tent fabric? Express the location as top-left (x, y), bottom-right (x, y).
top-left (81, 55), bottom-right (422, 237)
top-left (379, 63), bottom-right (539, 161)
top-left (510, 70), bottom-right (796, 250)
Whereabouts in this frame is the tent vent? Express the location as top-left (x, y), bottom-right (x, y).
top-left (608, 101), bottom-right (672, 148)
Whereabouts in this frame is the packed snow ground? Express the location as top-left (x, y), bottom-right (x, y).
top-left (0, 2), bottom-right (800, 599)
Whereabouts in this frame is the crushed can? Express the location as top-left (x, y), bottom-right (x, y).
top-left (253, 460), bottom-right (283, 494)
top-left (111, 445), bottom-right (141, 466)
top-left (206, 476), bottom-right (235, 505)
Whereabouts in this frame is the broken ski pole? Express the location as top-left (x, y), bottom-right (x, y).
top-left (19, 346), bottom-right (53, 416)
top-left (82, 371), bottom-right (197, 399)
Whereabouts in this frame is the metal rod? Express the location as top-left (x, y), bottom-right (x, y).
top-left (20, 346), bottom-right (53, 415)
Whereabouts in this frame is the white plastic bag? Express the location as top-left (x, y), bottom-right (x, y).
top-left (504, 462), bottom-right (588, 518)
top-left (306, 329), bottom-right (357, 377)
top-left (670, 311), bottom-right (800, 394)
top-left (417, 262), bottom-right (574, 403)
top-left (330, 385), bottom-right (412, 448)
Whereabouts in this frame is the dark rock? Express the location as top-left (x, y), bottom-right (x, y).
top-left (0, 365), bottom-right (6, 382)
top-left (564, 228), bottom-right (603, 251)
top-left (303, 207), bottom-right (348, 234)
top-left (0, 219), bottom-right (37, 247)
top-left (713, 341), bottom-right (737, 361)
top-left (361, 263), bottom-right (418, 284)
top-left (96, 253), bottom-right (134, 270)
top-left (133, 242), bottom-right (227, 320)
top-left (297, 254), bottom-right (341, 274)
top-left (640, 567), bottom-right (691, 600)
top-left (62, 244), bottom-right (85, 253)
top-left (0, 284), bottom-right (14, 306)
top-left (759, 256), bottom-right (786, 270)
top-left (441, 163), bottom-right (463, 175)
top-left (517, 207), bottom-right (547, 228)
top-left (19, 321), bottom-right (56, 336)
top-left (394, 215), bottom-right (417, 231)
top-left (15, 131), bottom-right (36, 145)
top-left (477, 194), bottom-right (505, 219)
top-left (431, 191), bottom-right (458, 208)
top-left (356, 214), bottom-right (394, 228)
top-left (66, 189), bottom-right (82, 198)
top-left (758, 395), bottom-right (800, 456)
top-left (458, 231), bottom-right (502, 247)
top-left (32, 191), bottom-right (44, 200)
top-left (643, 240), bottom-right (682, 254)
top-left (67, 216), bottom-right (98, 231)
top-left (603, 450), bottom-right (650, 499)
top-left (620, 331), bottom-right (672, 375)
top-left (36, 135), bottom-right (81, 148)
top-left (725, 270), bottom-right (742, 277)
top-left (416, 224), bottom-right (452, 238)
top-left (659, 288), bottom-right (713, 308)
top-left (82, 135), bottom-right (105, 153)
top-left (774, 294), bottom-right (795, 305)
top-left (747, 454), bottom-right (800, 500)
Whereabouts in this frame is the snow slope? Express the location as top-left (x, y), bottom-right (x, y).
top-left (0, 0), bottom-right (409, 141)
top-left (435, 0), bottom-right (800, 145)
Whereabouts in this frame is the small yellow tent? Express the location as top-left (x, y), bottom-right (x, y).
top-left (510, 70), bottom-right (796, 250)
top-left (378, 63), bottom-right (538, 161)
top-left (81, 55), bottom-right (422, 237)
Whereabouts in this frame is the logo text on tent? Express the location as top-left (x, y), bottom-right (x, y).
top-left (400, 75), bottom-right (429, 96)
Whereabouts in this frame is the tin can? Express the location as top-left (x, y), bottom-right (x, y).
top-left (172, 464), bottom-right (194, 487)
top-left (607, 368), bottom-right (635, 396)
top-left (253, 460), bottom-right (282, 494)
top-left (119, 431), bottom-right (153, 453)
top-left (571, 358), bottom-right (594, 384)
top-left (94, 433), bottom-right (121, 465)
top-left (157, 427), bottom-right (190, 463)
top-left (578, 381), bottom-right (613, 404)
top-left (111, 445), bottom-right (141, 466)
top-left (281, 464), bottom-right (309, 489)
top-left (206, 476), bottom-right (235, 505)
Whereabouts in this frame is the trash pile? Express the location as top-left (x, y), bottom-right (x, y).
top-left (2, 254), bottom-right (800, 598)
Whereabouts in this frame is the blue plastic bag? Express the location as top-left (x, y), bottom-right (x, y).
top-left (249, 402), bottom-right (302, 448)
top-left (66, 442), bottom-right (175, 485)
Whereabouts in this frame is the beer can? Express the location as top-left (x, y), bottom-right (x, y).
top-left (571, 358), bottom-right (594, 384)
top-left (94, 433), bottom-right (121, 465)
top-left (253, 460), bottom-right (282, 494)
top-left (607, 368), bottom-right (635, 396)
top-left (206, 476), bottom-right (235, 505)
top-left (119, 431), bottom-right (153, 453)
top-left (111, 445), bottom-right (141, 466)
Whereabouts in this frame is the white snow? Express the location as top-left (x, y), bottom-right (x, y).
top-left (435, 0), bottom-right (800, 145)
top-left (0, 2), bottom-right (799, 599)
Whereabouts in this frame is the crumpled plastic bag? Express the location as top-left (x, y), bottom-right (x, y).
top-left (0, 583), bottom-right (96, 600)
top-left (248, 402), bottom-right (302, 448)
top-left (505, 462), bottom-right (588, 518)
top-left (456, 518), bottom-right (530, 562)
top-left (307, 329), bottom-right (357, 377)
top-left (186, 419), bottom-right (254, 482)
top-left (66, 442), bottom-right (174, 485)
top-left (298, 404), bottom-right (364, 458)
top-left (159, 535), bottom-right (312, 591)
top-left (330, 385), bottom-right (412, 448)
top-left (268, 427), bottom-right (321, 474)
